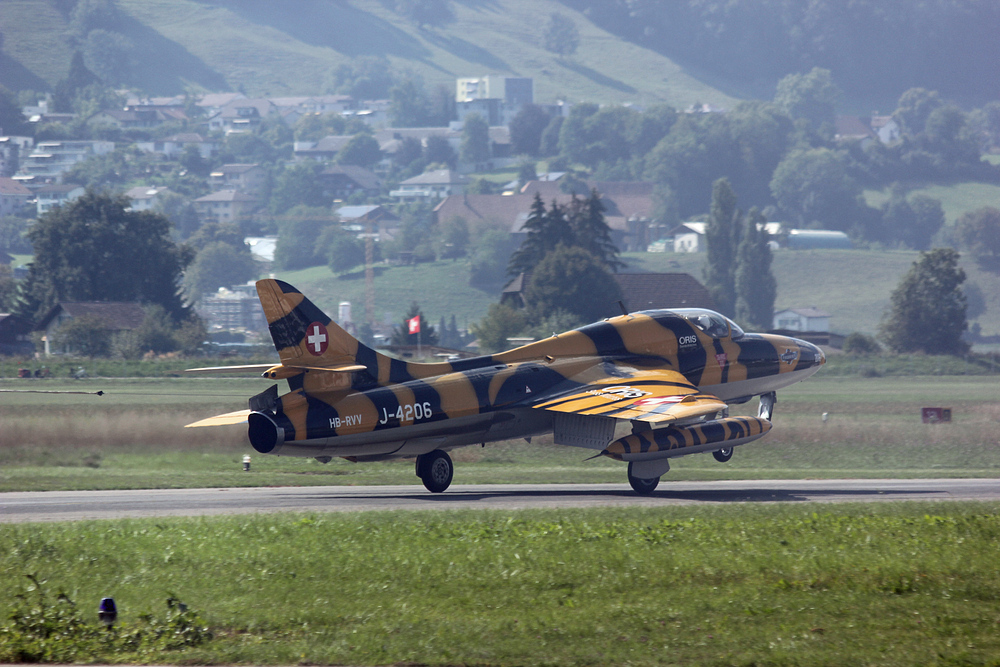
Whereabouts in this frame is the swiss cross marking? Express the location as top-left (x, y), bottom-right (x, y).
top-left (306, 322), bottom-right (329, 356)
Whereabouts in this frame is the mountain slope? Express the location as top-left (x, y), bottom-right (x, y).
top-left (0, 0), bottom-right (736, 108)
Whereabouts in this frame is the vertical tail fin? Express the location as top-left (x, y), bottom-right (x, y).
top-left (257, 279), bottom-right (375, 369)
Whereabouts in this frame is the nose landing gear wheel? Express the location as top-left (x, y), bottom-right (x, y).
top-left (627, 462), bottom-right (660, 495)
top-left (416, 449), bottom-right (453, 493)
top-left (713, 447), bottom-right (734, 462)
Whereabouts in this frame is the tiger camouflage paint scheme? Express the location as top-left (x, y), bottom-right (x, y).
top-left (187, 279), bottom-right (825, 494)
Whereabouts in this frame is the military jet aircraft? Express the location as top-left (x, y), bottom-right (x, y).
top-left (187, 279), bottom-right (825, 494)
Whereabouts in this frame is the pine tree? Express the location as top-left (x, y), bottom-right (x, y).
top-left (734, 208), bottom-right (777, 331)
top-left (391, 302), bottom-right (439, 347)
top-left (569, 189), bottom-right (624, 273)
top-left (703, 178), bottom-right (741, 317)
top-left (506, 193), bottom-right (573, 276)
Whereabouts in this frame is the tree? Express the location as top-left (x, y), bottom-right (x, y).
top-left (272, 206), bottom-right (336, 270)
top-left (516, 160), bottom-right (538, 187)
top-left (543, 13), bottom-right (580, 57)
top-left (955, 206), bottom-right (1000, 266)
top-left (469, 229), bottom-right (516, 291)
top-left (391, 301), bottom-right (438, 346)
top-left (773, 67), bottom-right (841, 130)
top-left (434, 215), bottom-right (469, 259)
top-left (0, 86), bottom-right (28, 136)
top-left (459, 113), bottom-right (490, 165)
top-left (703, 178), bottom-right (741, 318)
top-left (879, 248), bottom-right (967, 355)
top-left (769, 147), bottom-right (865, 231)
top-left (424, 135), bottom-right (456, 169)
top-left (539, 115), bottom-right (564, 157)
top-left (894, 88), bottom-right (944, 137)
top-left (523, 245), bottom-right (623, 326)
top-left (389, 79), bottom-right (430, 127)
top-left (52, 314), bottom-right (112, 357)
top-left (336, 133), bottom-right (382, 169)
top-left (53, 51), bottom-right (100, 112)
top-left (327, 56), bottom-right (397, 100)
top-left (471, 302), bottom-right (527, 353)
top-left (19, 191), bottom-right (192, 322)
top-left (324, 227), bottom-right (365, 274)
top-left (183, 241), bottom-right (259, 302)
top-left (734, 208), bottom-right (776, 331)
top-left (270, 161), bottom-right (328, 214)
top-left (568, 189), bottom-right (623, 272)
top-left (510, 104), bottom-right (551, 156)
top-left (879, 188), bottom-right (944, 250)
top-left (507, 193), bottom-right (573, 276)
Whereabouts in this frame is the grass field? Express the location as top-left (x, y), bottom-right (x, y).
top-left (0, 0), bottom-right (736, 107)
top-left (864, 181), bottom-right (1000, 225)
top-left (2, 503), bottom-right (1000, 665)
top-left (1, 374), bottom-right (998, 492)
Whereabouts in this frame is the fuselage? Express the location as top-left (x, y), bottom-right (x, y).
top-left (247, 308), bottom-right (825, 460)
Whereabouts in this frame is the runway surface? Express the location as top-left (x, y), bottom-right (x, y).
top-left (2, 479), bottom-right (999, 523)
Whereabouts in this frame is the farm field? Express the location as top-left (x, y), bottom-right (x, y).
top-left (0, 0), bottom-right (735, 107)
top-left (1, 374), bottom-right (998, 492)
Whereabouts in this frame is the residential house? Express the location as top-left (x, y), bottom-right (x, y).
top-left (336, 204), bottom-right (400, 242)
top-left (373, 125), bottom-right (513, 170)
top-left (124, 185), bottom-right (171, 212)
top-left (34, 184), bottom-right (85, 215)
top-left (391, 169), bottom-right (469, 201)
top-left (193, 190), bottom-right (258, 223)
top-left (135, 133), bottom-right (218, 159)
top-left (0, 177), bottom-right (33, 217)
top-left (196, 92), bottom-right (247, 117)
top-left (834, 115), bottom-right (877, 145)
top-left (208, 163), bottom-right (267, 194)
top-left (292, 135), bottom-right (353, 162)
top-left (87, 107), bottom-right (187, 130)
top-left (36, 301), bottom-right (146, 356)
top-left (773, 307), bottom-right (831, 333)
top-left (615, 273), bottom-right (717, 312)
top-left (207, 99), bottom-right (276, 133)
top-left (319, 165), bottom-right (381, 200)
top-left (871, 115), bottom-right (901, 144)
top-left (17, 140), bottom-right (114, 182)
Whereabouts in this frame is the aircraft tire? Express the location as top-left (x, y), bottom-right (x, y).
top-left (419, 449), bottom-right (453, 493)
top-left (627, 462), bottom-right (660, 495)
top-left (713, 447), bottom-right (734, 463)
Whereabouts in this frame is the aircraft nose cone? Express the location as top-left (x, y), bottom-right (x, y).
top-left (800, 341), bottom-right (825, 367)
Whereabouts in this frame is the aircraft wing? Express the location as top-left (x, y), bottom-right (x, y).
top-left (531, 367), bottom-right (727, 425)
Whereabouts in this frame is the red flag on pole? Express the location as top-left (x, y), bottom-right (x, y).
top-left (407, 315), bottom-right (421, 334)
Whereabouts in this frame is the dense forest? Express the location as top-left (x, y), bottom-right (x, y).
top-left (559, 0), bottom-right (1000, 105)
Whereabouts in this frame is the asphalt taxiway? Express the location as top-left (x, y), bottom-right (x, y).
top-left (2, 478), bottom-right (999, 523)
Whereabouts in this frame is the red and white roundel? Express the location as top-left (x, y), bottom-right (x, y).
top-left (305, 322), bottom-right (329, 356)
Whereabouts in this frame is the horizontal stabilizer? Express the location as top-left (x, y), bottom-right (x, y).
top-left (184, 409), bottom-right (251, 428)
top-left (185, 363), bottom-right (367, 377)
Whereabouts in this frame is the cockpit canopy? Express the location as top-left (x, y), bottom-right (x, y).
top-left (673, 309), bottom-right (744, 340)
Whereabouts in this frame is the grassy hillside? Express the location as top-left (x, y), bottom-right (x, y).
top-left (0, 0), bottom-right (736, 108)
top-left (292, 249), bottom-right (999, 341)
top-left (864, 181), bottom-right (1000, 225)
top-left (630, 249), bottom-right (1000, 339)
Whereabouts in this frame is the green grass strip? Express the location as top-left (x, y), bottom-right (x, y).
top-left (2, 503), bottom-right (999, 665)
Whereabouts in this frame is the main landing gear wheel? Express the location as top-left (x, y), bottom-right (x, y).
top-left (416, 449), bottom-right (453, 493)
top-left (713, 447), bottom-right (734, 463)
top-left (627, 462), bottom-right (660, 495)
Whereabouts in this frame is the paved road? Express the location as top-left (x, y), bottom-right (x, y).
top-left (2, 479), bottom-right (999, 523)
